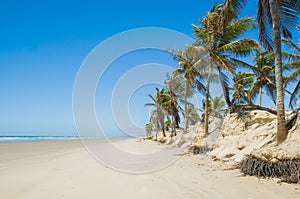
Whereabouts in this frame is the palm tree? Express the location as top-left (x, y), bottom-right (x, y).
top-left (167, 47), bottom-right (207, 132)
top-left (231, 72), bottom-right (255, 104)
top-left (250, 50), bottom-right (277, 106)
top-left (149, 109), bottom-right (159, 138)
top-left (145, 88), bottom-right (170, 137)
top-left (200, 99), bottom-right (210, 122)
top-left (200, 95), bottom-right (228, 120)
top-left (165, 90), bottom-right (181, 137)
top-left (169, 45), bottom-right (217, 136)
top-left (282, 36), bottom-right (300, 109)
top-left (165, 72), bottom-right (185, 130)
top-left (210, 95), bottom-right (228, 118)
top-left (233, 50), bottom-right (277, 106)
top-left (145, 123), bottom-right (153, 136)
top-left (193, 3), bottom-right (259, 135)
top-left (186, 104), bottom-right (201, 125)
top-left (222, 0), bottom-right (300, 143)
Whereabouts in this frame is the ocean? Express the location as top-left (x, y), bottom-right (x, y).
top-left (0, 136), bottom-right (80, 143)
top-left (0, 134), bottom-right (133, 143)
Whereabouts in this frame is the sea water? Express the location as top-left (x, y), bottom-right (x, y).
top-left (0, 136), bottom-right (80, 143)
top-left (0, 134), bottom-right (133, 143)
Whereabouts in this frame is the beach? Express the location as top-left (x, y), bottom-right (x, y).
top-left (0, 138), bottom-right (299, 199)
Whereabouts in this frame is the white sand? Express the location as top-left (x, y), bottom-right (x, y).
top-left (0, 139), bottom-right (299, 199)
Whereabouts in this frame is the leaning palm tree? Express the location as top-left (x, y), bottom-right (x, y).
top-left (222, 0), bottom-right (300, 144)
top-left (193, 3), bottom-right (259, 135)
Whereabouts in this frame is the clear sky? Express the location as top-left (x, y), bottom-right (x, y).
top-left (0, 0), bottom-right (298, 136)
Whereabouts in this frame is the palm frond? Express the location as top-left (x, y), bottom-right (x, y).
top-left (194, 79), bottom-right (206, 96)
top-left (258, 0), bottom-right (274, 50)
top-left (218, 39), bottom-right (260, 57)
top-left (220, 17), bottom-right (256, 44)
top-left (214, 56), bottom-right (236, 74)
top-left (282, 38), bottom-right (300, 53)
top-left (289, 81), bottom-right (300, 109)
top-left (231, 58), bottom-right (255, 70)
top-left (220, 0), bottom-right (248, 32)
top-left (285, 67), bottom-right (300, 84)
top-left (147, 94), bottom-right (157, 104)
top-left (219, 71), bottom-right (231, 107)
top-left (264, 84), bottom-right (277, 105)
top-left (282, 52), bottom-right (300, 63)
top-left (279, 1), bottom-right (299, 39)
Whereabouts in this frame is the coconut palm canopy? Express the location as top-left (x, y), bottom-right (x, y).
top-left (222, 0), bottom-right (300, 143)
top-left (193, 3), bottom-right (260, 107)
top-left (145, 0), bottom-right (299, 144)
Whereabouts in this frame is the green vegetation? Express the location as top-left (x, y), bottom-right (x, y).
top-left (145, 0), bottom-right (300, 145)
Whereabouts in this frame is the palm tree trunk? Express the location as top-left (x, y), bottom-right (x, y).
top-left (158, 109), bottom-right (166, 137)
top-left (259, 87), bottom-right (262, 106)
top-left (155, 122), bottom-right (159, 140)
top-left (184, 81), bottom-right (188, 133)
top-left (172, 115), bottom-right (176, 136)
top-left (269, 0), bottom-right (288, 144)
top-left (205, 65), bottom-right (212, 136)
top-left (162, 124), bottom-right (166, 137)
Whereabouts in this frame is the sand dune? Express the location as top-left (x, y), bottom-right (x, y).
top-left (0, 139), bottom-right (299, 199)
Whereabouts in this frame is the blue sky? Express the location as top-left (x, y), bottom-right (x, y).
top-left (0, 0), bottom-right (298, 136)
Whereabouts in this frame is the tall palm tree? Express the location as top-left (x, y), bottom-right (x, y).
top-left (165, 72), bottom-right (196, 135)
top-left (193, 3), bottom-right (259, 108)
top-left (167, 46), bottom-right (207, 132)
top-left (193, 3), bottom-right (259, 135)
top-left (169, 45), bottom-right (217, 135)
top-left (223, 0), bottom-right (300, 144)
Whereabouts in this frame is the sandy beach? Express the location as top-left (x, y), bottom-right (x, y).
top-left (0, 138), bottom-right (299, 199)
